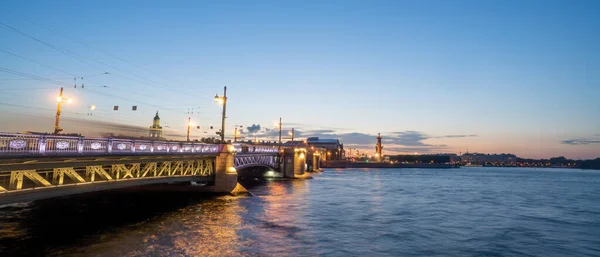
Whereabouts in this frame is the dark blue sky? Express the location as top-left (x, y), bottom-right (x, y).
top-left (0, 0), bottom-right (598, 158)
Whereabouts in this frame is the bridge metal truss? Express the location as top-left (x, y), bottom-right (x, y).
top-left (0, 159), bottom-right (215, 193)
top-left (234, 154), bottom-right (276, 169)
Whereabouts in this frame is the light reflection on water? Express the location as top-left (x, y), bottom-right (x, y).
top-left (50, 196), bottom-right (250, 257)
top-left (1, 168), bottom-right (600, 257)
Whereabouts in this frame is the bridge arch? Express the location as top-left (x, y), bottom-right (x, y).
top-left (234, 154), bottom-right (276, 170)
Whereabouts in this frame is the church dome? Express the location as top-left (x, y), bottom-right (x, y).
top-left (153, 111), bottom-right (160, 120)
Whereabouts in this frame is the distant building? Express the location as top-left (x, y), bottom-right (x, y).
top-left (388, 154), bottom-right (452, 164)
top-left (461, 153), bottom-right (517, 165)
top-left (149, 111), bottom-right (163, 139)
top-left (307, 137), bottom-right (344, 160)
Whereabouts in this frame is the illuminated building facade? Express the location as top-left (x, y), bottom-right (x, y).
top-left (306, 137), bottom-right (344, 160)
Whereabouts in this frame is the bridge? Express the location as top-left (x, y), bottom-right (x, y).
top-left (0, 133), bottom-right (322, 205)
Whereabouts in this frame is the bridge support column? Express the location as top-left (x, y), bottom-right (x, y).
top-left (282, 149), bottom-right (294, 178)
top-left (212, 144), bottom-right (239, 193)
top-left (312, 152), bottom-right (321, 171)
top-left (282, 148), bottom-right (311, 179)
top-left (293, 148), bottom-right (311, 179)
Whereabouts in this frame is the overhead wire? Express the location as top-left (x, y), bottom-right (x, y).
top-left (0, 87), bottom-right (58, 91)
top-left (25, 19), bottom-right (208, 96)
top-left (83, 88), bottom-right (186, 115)
top-left (0, 47), bottom-right (189, 107)
top-left (0, 63), bottom-right (188, 117)
top-left (0, 77), bottom-right (74, 81)
top-left (19, 20), bottom-right (205, 98)
top-left (0, 21), bottom-right (108, 72)
top-left (0, 66), bottom-right (72, 87)
top-left (0, 101), bottom-right (86, 116)
top-left (0, 21), bottom-right (220, 134)
top-left (0, 48), bottom-right (79, 78)
top-left (1, 20), bottom-right (207, 112)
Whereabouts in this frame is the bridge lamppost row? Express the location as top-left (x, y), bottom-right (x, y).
top-left (214, 86), bottom-right (227, 143)
top-left (54, 87), bottom-right (72, 134)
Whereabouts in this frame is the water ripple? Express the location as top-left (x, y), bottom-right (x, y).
top-left (1, 168), bottom-right (600, 256)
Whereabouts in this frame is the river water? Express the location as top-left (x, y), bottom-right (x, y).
top-left (1, 167), bottom-right (600, 257)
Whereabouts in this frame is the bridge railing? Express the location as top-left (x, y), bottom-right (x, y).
top-left (232, 143), bottom-right (280, 154)
top-left (0, 134), bottom-right (40, 155)
top-left (0, 133), bottom-right (232, 157)
top-left (45, 135), bottom-right (80, 154)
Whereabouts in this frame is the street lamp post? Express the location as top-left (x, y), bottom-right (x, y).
top-left (186, 107), bottom-right (199, 142)
top-left (187, 117), bottom-right (192, 142)
top-left (234, 126), bottom-right (238, 142)
top-left (277, 117), bottom-right (282, 152)
top-left (214, 86), bottom-right (227, 143)
top-left (54, 87), bottom-right (72, 134)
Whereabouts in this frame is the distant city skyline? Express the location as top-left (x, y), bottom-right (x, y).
top-left (0, 0), bottom-right (598, 159)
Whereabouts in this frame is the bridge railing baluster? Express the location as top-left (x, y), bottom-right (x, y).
top-left (82, 138), bottom-right (110, 154)
top-left (153, 142), bottom-right (168, 153)
top-left (0, 133), bottom-right (40, 155)
top-left (110, 139), bottom-right (134, 154)
top-left (45, 135), bottom-right (80, 155)
top-left (167, 142), bottom-right (180, 153)
top-left (182, 143), bottom-right (194, 153)
top-left (134, 140), bottom-right (152, 154)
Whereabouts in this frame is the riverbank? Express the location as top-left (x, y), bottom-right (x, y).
top-left (321, 160), bottom-right (455, 169)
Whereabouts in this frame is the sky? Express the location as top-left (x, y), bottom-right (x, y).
top-left (0, 0), bottom-right (598, 159)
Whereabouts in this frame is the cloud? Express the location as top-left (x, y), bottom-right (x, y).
top-left (163, 132), bottom-right (186, 139)
top-left (261, 129), bottom-right (282, 137)
top-left (284, 122), bottom-right (351, 131)
top-left (385, 146), bottom-right (448, 153)
top-left (305, 130), bottom-right (447, 154)
top-left (244, 128), bottom-right (469, 154)
top-left (300, 129), bottom-right (337, 139)
top-left (374, 131), bottom-right (452, 154)
top-left (339, 132), bottom-right (376, 145)
top-left (561, 139), bottom-right (600, 145)
top-left (388, 131), bottom-right (430, 146)
top-left (61, 117), bottom-right (148, 135)
top-left (435, 134), bottom-right (477, 138)
top-left (305, 129), bottom-right (336, 134)
top-left (60, 117), bottom-right (190, 140)
top-left (246, 124), bottom-right (261, 134)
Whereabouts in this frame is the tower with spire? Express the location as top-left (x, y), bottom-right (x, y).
top-left (375, 133), bottom-right (383, 162)
top-left (149, 111), bottom-right (163, 138)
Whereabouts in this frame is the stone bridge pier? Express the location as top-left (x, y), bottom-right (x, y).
top-left (281, 148), bottom-right (309, 179)
top-left (211, 144), bottom-right (239, 193)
